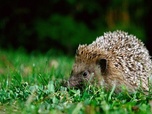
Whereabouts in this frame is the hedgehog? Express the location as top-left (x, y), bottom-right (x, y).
top-left (66, 30), bottom-right (152, 92)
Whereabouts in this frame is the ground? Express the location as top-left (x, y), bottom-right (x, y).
top-left (0, 49), bottom-right (152, 114)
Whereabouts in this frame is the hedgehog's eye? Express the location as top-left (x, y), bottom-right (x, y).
top-left (82, 70), bottom-right (89, 77)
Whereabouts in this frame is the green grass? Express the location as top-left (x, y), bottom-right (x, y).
top-left (0, 50), bottom-right (152, 114)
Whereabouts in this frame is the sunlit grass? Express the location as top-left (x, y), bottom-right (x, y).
top-left (0, 49), bottom-right (152, 114)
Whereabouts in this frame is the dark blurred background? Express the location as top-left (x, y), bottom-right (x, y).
top-left (0, 0), bottom-right (152, 55)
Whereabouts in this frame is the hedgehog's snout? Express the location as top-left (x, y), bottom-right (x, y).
top-left (62, 80), bottom-right (69, 87)
top-left (64, 76), bottom-right (84, 89)
top-left (66, 77), bottom-right (79, 87)
top-left (63, 77), bottom-right (74, 87)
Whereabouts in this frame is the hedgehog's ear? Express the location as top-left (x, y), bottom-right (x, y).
top-left (98, 59), bottom-right (107, 73)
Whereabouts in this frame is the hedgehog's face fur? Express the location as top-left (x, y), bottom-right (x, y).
top-left (66, 44), bottom-right (109, 89)
top-left (68, 60), bottom-right (107, 89)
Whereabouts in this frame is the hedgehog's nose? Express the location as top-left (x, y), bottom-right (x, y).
top-left (62, 80), bottom-right (70, 87)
